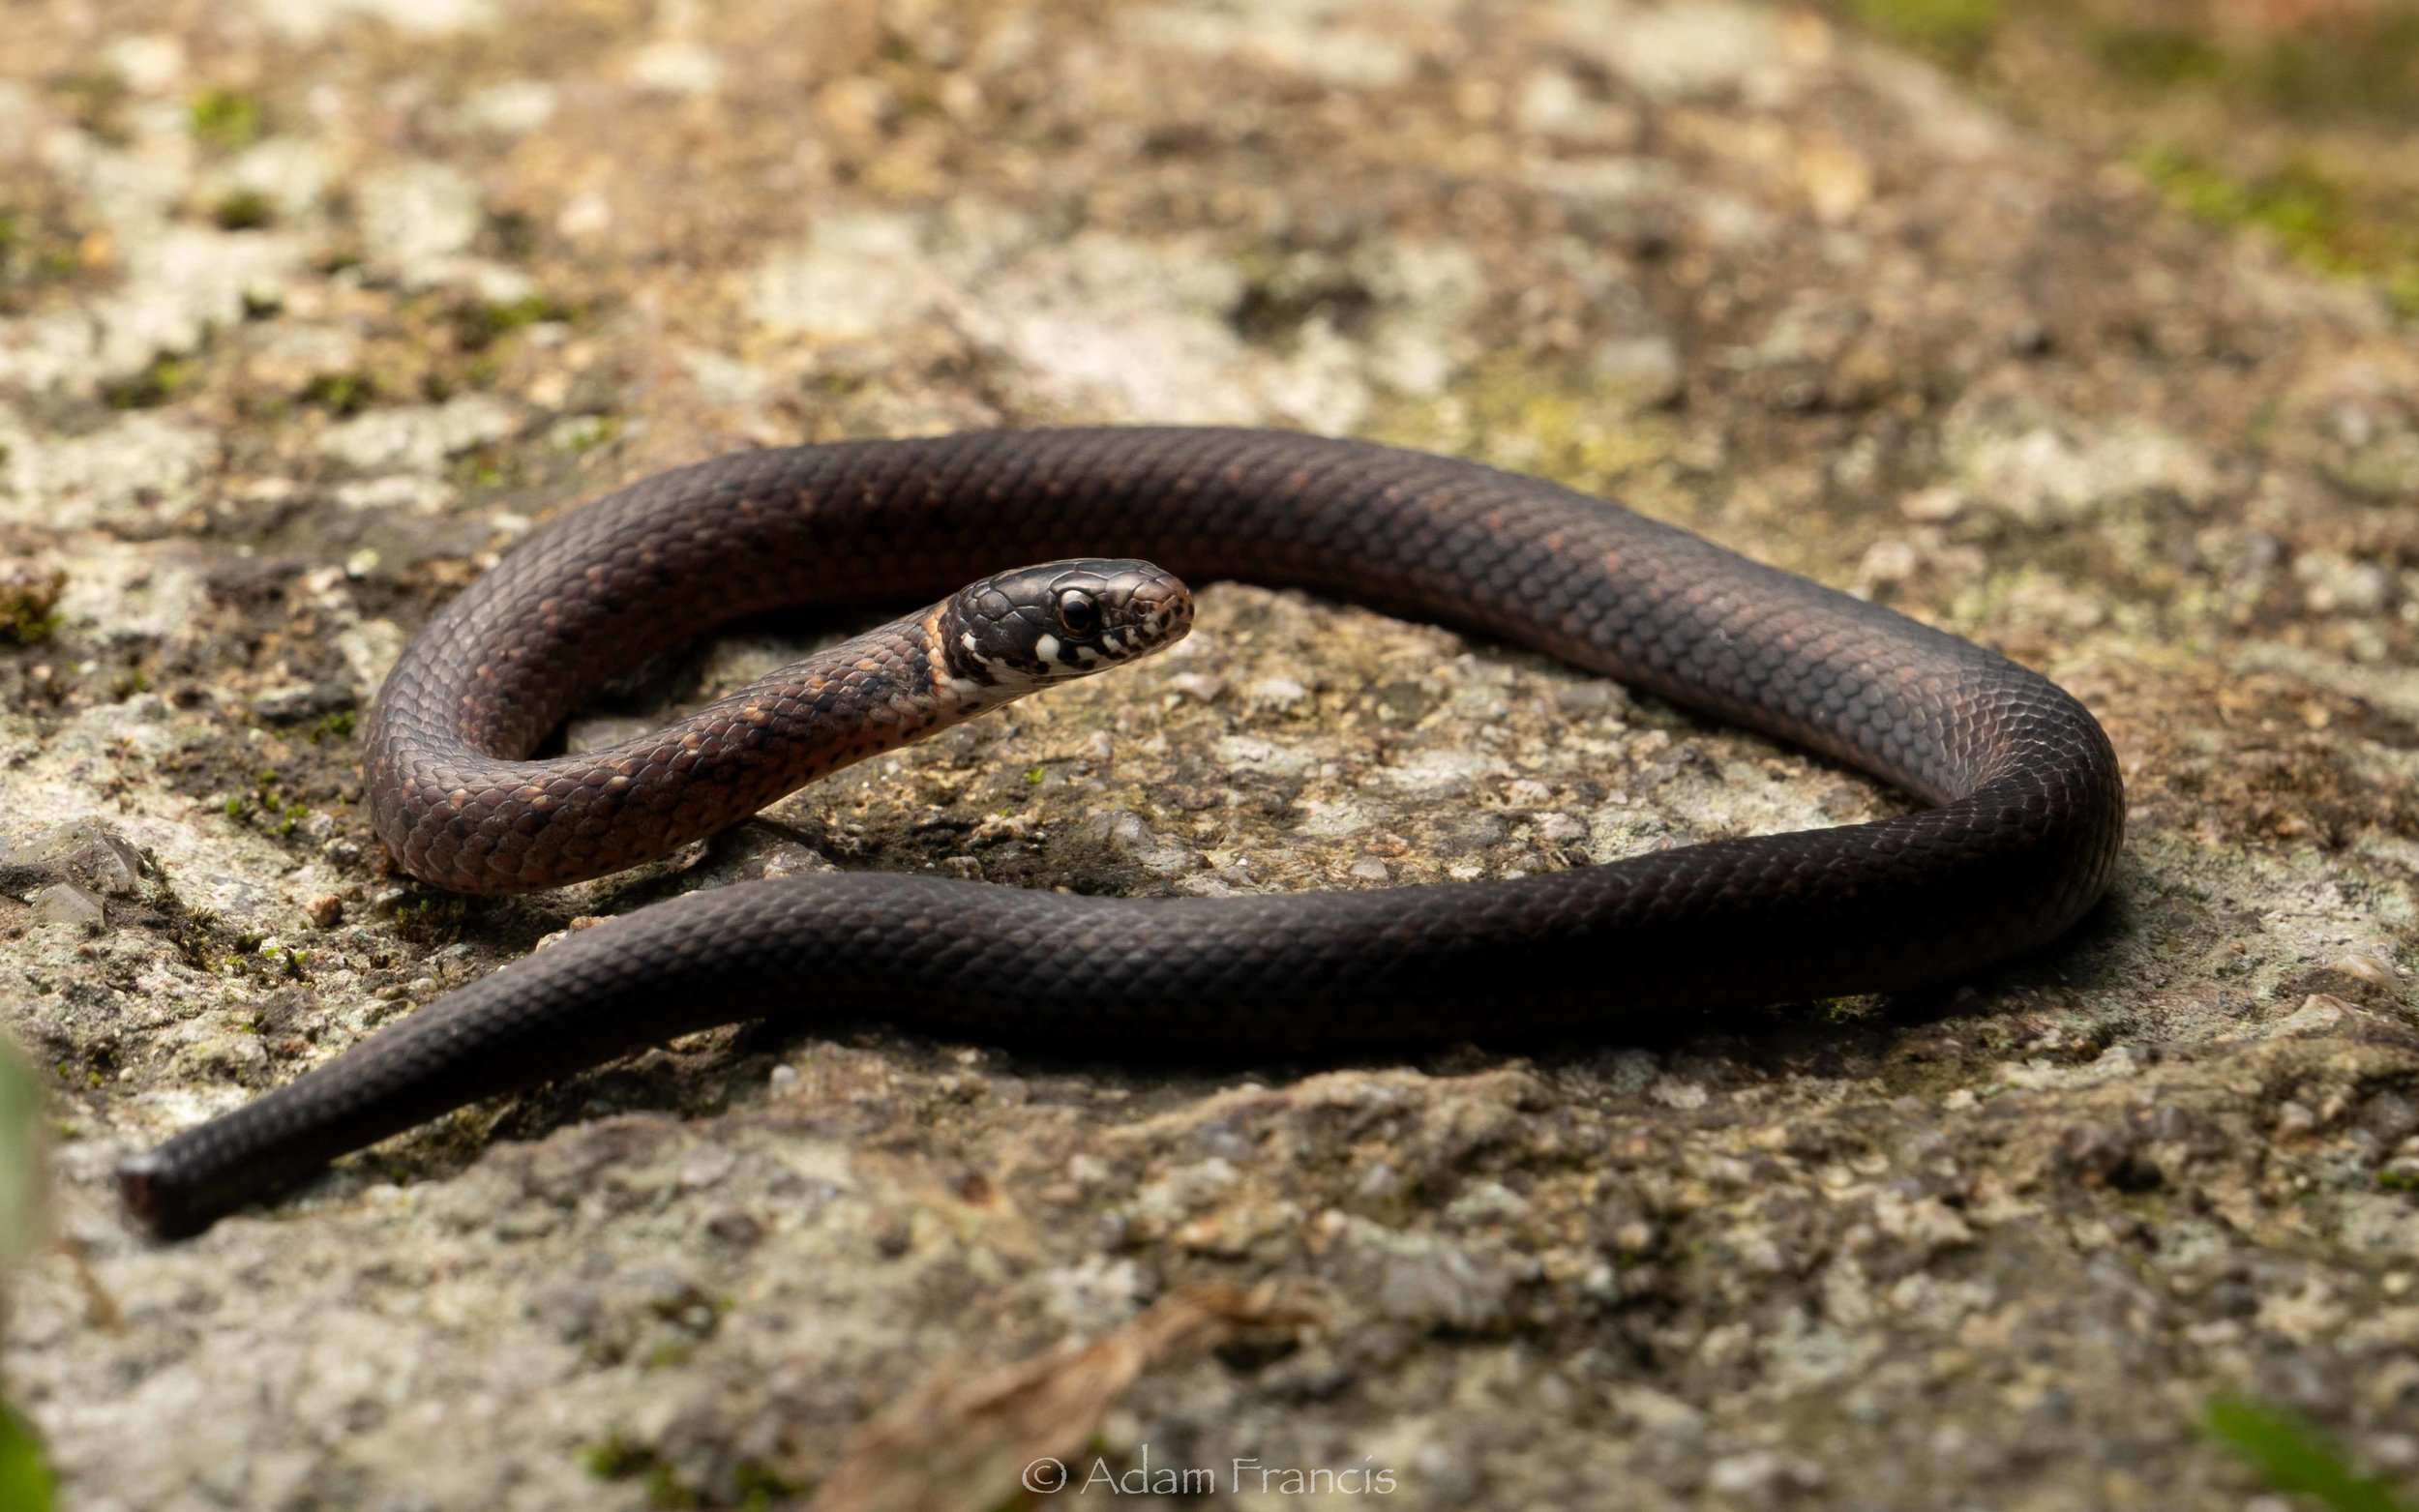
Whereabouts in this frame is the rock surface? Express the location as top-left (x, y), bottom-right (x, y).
top-left (4, 0), bottom-right (2418, 1508)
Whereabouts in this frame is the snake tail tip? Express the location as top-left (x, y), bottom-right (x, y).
top-left (117, 1149), bottom-right (213, 1241)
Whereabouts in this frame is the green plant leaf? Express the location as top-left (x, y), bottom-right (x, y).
top-left (2203, 1395), bottom-right (2409, 1512)
top-left (0, 1041), bottom-right (42, 1269)
top-left (0, 1403), bottom-right (50, 1511)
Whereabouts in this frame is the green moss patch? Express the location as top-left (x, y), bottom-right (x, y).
top-left (1843, 0), bottom-right (2003, 63)
top-left (2135, 144), bottom-right (2419, 316)
top-left (1368, 356), bottom-right (1685, 502)
top-left (0, 571), bottom-right (66, 647)
top-left (1826, 0), bottom-right (2419, 319)
top-left (189, 88), bottom-right (262, 153)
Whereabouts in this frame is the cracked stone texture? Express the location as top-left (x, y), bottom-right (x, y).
top-left (4, 0), bottom-right (2418, 1508)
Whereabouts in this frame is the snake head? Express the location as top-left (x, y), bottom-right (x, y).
top-left (941, 558), bottom-right (1193, 690)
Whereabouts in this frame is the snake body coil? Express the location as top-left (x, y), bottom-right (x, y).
top-left (121, 428), bottom-right (2124, 1236)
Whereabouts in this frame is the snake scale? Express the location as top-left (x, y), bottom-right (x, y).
top-left (120, 427), bottom-right (2124, 1236)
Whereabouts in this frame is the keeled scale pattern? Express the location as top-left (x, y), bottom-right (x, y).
top-left (123, 429), bottom-right (2125, 1235)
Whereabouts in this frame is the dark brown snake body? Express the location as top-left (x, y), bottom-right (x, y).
top-left (121, 427), bottom-right (2124, 1236)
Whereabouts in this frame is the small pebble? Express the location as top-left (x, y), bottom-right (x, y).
top-left (704, 1209), bottom-right (763, 1247)
top-left (2331, 952), bottom-right (2406, 992)
top-left (871, 1210), bottom-right (913, 1258)
top-left (1536, 813), bottom-right (1587, 845)
top-left (1246, 675), bottom-right (1309, 713)
top-left (31, 883), bottom-right (105, 931)
top-left (1899, 486), bottom-right (1966, 522)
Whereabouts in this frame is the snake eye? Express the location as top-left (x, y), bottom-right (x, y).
top-left (1055, 589), bottom-right (1100, 638)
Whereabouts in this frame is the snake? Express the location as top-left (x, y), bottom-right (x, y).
top-left (118, 427), bottom-right (2125, 1236)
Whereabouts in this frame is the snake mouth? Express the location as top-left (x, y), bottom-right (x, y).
top-left (1110, 593), bottom-right (1193, 661)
